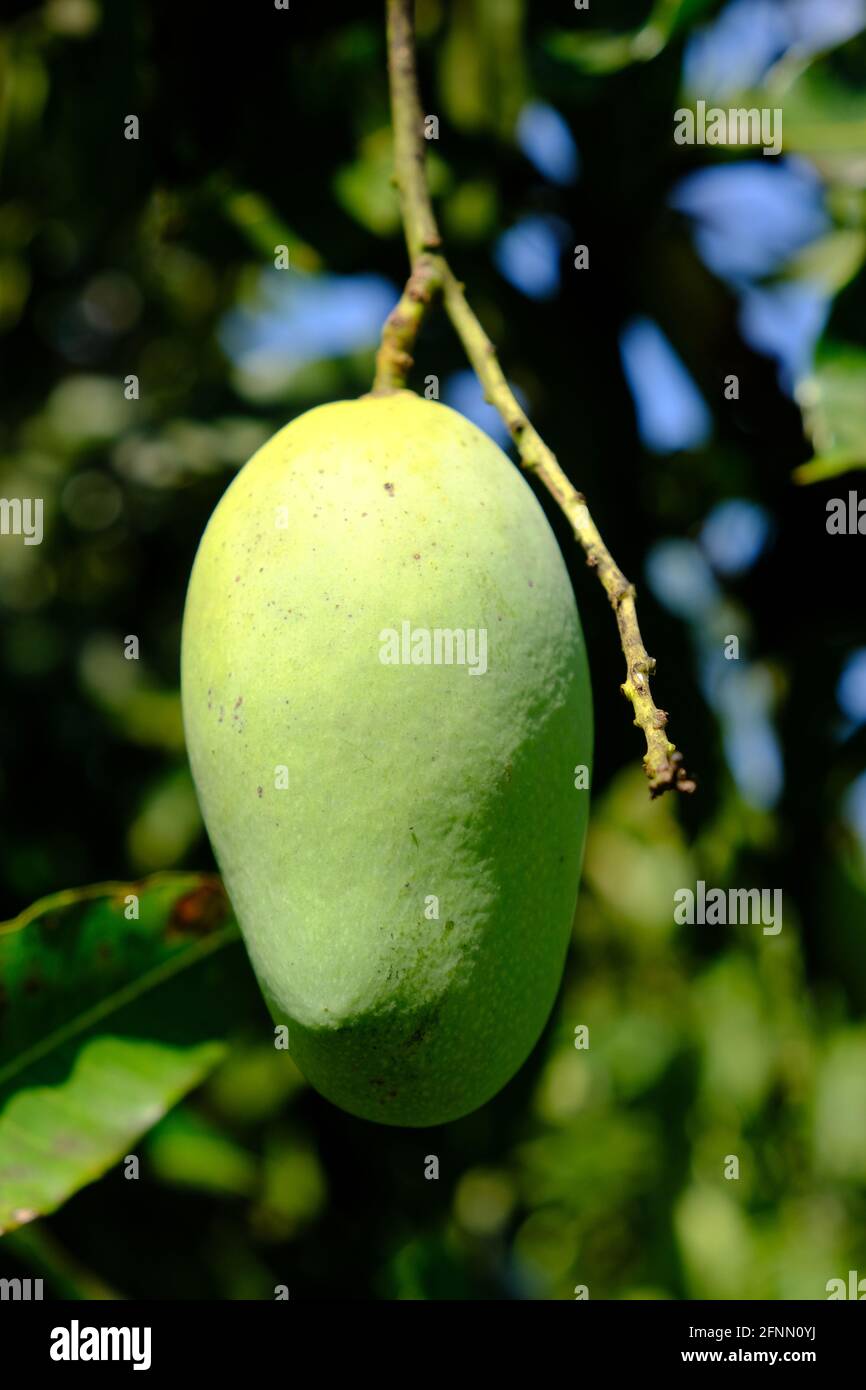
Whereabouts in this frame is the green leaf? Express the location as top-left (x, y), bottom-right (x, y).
top-left (813, 1031), bottom-right (866, 1180)
top-left (2, 1223), bottom-right (123, 1300)
top-left (334, 129), bottom-right (450, 236)
top-left (0, 873), bottom-right (250, 1234)
top-left (439, 0), bottom-right (527, 137)
top-left (221, 186), bottom-right (322, 272)
top-left (545, 0), bottom-right (705, 75)
top-left (779, 228), bottom-right (866, 296)
top-left (333, 130), bottom-right (403, 236)
top-left (794, 344), bottom-right (866, 483)
top-left (768, 67), bottom-right (866, 165)
top-left (146, 1108), bottom-right (259, 1198)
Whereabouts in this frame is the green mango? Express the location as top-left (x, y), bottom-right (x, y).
top-left (181, 391), bottom-right (592, 1126)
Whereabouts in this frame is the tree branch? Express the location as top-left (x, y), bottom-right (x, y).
top-left (372, 253), bottom-right (441, 393)
top-left (386, 0), bottom-right (442, 261)
top-left (376, 0), bottom-right (695, 797)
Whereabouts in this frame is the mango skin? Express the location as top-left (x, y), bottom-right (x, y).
top-left (181, 392), bottom-right (592, 1126)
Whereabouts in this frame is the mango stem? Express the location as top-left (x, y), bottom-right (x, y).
top-left (376, 0), bottom-right (695, 797)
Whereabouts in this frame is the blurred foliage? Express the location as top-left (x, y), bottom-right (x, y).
top-left (546, 0), bottom-right (711, 74)
top-left (0, 0), bottom-right (865, 1299)
top-left (795, 343), bottom-right (866, 481)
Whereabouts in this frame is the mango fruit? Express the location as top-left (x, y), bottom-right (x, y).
top-left (181, 391), bottom-right (592, 1126)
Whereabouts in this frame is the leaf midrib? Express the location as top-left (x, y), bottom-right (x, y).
top-left (0, 920), bottom-right (240, 1091)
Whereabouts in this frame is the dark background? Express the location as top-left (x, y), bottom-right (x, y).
top-left (1, 0), bottom-right (865, 1299)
